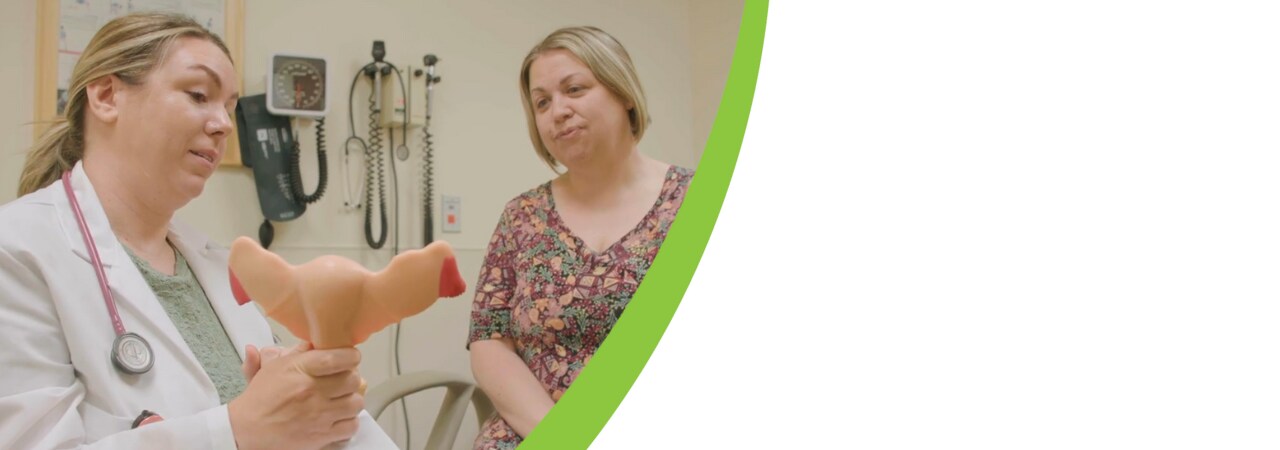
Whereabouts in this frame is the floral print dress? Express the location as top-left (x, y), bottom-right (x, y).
top-left (468, 165), bottom-right (693, 449)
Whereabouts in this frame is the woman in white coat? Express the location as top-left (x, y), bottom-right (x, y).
top-left (0, 13), bottom-right (394, 449)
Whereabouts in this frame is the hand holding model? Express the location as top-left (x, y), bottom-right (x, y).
top-left (225, 237), bottom-right (467, 448)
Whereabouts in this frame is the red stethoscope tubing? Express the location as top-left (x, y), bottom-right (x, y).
top-left (61, 171), bottom-right (127, 336)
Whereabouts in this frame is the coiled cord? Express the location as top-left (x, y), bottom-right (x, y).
top-left (288, 118), bottom-right (328, 204)
top-left (421, 115), bottom-right (435, 245)
top-left (364, 89), bottom-right (388, 249)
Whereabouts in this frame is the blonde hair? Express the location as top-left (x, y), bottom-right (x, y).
top-left (519, 26), bottom-right (649, 171)
top-left (18, 12), bottom-right (230, 196)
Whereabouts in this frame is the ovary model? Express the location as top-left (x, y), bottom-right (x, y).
top-left (227, 237), bottom-right (467, 350)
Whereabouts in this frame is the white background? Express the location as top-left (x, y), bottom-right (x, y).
top-left (598, 1), bottom-right (1280, 448)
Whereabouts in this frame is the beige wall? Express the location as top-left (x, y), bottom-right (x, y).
top-left (0, 0), bottom-right (742, 447)
top-left (692, 0), bottom-right (745, 159)
top-left (0, 2), bottom-right (36, 198)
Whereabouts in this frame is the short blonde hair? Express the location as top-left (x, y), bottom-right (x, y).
top-left (18, 12), bottom-right (230, 195)
top-left (519, 26), bottom-right (649, 171)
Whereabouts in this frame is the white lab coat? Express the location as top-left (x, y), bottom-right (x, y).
top-left (0, 164), bottom-right (395, 449)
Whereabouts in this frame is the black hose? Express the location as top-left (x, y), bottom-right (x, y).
top-left (364, 87), bottom-right (388, 249)
top-left (288, 118), bottom-right (328, 204)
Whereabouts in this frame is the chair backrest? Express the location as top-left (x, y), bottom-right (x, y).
top-left (366, 370), bottom-right (497, 450)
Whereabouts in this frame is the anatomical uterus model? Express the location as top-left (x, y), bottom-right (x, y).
top-left (227, 237), bottom-right (467, 349)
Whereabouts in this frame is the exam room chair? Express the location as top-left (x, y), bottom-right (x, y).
top-left (365, 371), bottom-right (497, 450)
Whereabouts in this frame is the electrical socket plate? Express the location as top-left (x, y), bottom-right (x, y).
top-left (442, 195), bottom-right (461, 233)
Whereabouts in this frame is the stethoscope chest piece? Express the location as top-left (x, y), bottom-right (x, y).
top-left (62, 171), bottom-right (157, 376)
top-left (111, 332), bottom-right (154, 375)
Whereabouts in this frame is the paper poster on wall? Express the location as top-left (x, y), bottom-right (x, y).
top-left (57, 0), bottom-right (226, 115)
top-left (36, 0), bottom-right (246, 165)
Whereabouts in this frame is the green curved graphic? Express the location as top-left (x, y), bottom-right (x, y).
top-left (519, 2), bottom-right (768, 448)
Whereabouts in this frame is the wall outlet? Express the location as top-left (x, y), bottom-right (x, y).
top-left (442, 195), bottom-right (461, 233)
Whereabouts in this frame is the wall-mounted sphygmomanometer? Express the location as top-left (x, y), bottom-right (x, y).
top-left (268, 54), bottom-right (329, 118)
top-left (235, 53), bottom-right (331, 248)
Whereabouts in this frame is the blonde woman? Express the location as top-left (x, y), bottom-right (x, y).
top-left (0, 13), bottom-right (393, 449)
top-left (468, 26), bottom-right (694, 449)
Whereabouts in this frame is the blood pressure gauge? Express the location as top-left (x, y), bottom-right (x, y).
top-left (267, 54), bottom-right (328, 118)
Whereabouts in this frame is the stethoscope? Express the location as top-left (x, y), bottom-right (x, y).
top-left (62, 171), bottom-right (155, 375)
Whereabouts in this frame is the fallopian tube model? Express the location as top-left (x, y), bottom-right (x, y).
top-left (227, 237), bottom-right (467, 350)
